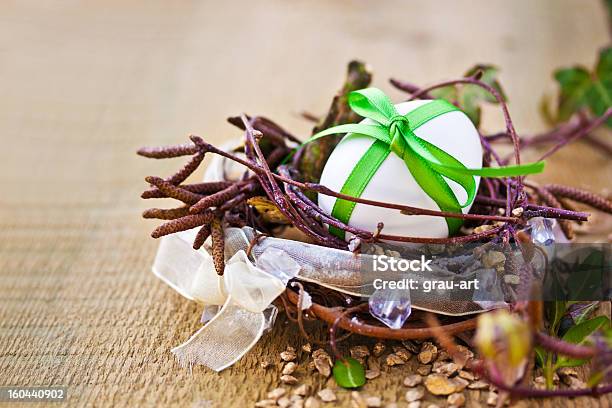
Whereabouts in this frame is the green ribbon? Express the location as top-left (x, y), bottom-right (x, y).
top-left (305, 88), bottom-right (545, 239)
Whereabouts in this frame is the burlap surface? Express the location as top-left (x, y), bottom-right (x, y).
top-left (0, 1), bottom-right (609, 406)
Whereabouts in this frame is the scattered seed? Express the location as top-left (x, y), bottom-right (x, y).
top-left (350, 391), bottom-right (367, 408)
top-left (401, 340), bottom-right (420, 354)
top-left (512, 207), bottom-right (524, 217)
top-left (277, 397), bottom-right (292, 408)
top-left (467, 380), bottom-right (489, 390)
top-left (392, 346), bottom-right (411, 362)
top-left (432, 362), bottom-right (458, 376)
top-left (281, 375), bottom-right (299, 385)
top-left (314, 357), bottom-right (331, 377)
top-left (452, 377), bottom-right (469, 392)
top-left (350, 345), bottom-right (371, 360)
top-left (261, 359), bottom-right (273, 369)
top-left (255, 399), bottom-right (277, 407)
top-left (281, 350), bottom-right (297, 362)
top-left (486, 391), bottom-right (498, 406)
top-left (481, 251), bottom-right (506, 268)
top-left (562, 375), bottom-right (586, 389)
top-left (317, 388), bottom-right (336, 402)
top-left (418, 342), bottom-right (438, 364)
top-left (293, 384), bottom-right (310, 397)
top-left (474, 224), bottom-right (495, 234)
top-left (558, 367), bottom-right (578, 378)
top-left (267, 388), bottom-right (287, 400)
top-left (283, 362), bottom-right (298, 375)
top-left (364, 396), bottom-right (381, 407)
top-left (406, 402), bottom-right (421, 408)
top-left (436, 350), bottom-right (451, 361)
top-left (365, 369), bottom-right (381, 380)
top-left (302, 343), bottom-right (312, 354)
top-left (373, 342), bottom-right (386, 356)
top-left (386, 353), bottom-right (405, 366)
top-left (458, 370), bottom-right (475, 381)
top-left (405, 386), bottom-right (425, 402)
top-left (416, 365), bottom-right (432, 376)
top-left (403, 374), bottom-right (423, 387)
top-left (304, 397), bottom-right (320, 408)
top-left (424, 374), bottom-right (456, 396)
top-left (447, 393), bottom-right (465, 407)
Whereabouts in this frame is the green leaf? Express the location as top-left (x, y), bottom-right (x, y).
top-left (545, 301), bottom-right (567, 335)
top-left (534, 346), bottom-right (546, 367)
top-left (430, 64), bottom-right (506, 128)
top-left (566, 250), bottom-right (606, 301)
top-left (554, 67), bottom-right (591, 121)
top-left (556, 316), bottom-right (610, 368)
top-left (553, 47), bottom-right (612, 126)
top-left (332, 357), bottom-right (366, 388)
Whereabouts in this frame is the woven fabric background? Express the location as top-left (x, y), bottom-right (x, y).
top-left (0, 1), bottom-right (610, 406)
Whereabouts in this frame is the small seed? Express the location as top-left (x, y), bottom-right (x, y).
top-left (283, 362), bottom-right (297, 375)
top-left (260, 359), bottom-right (273, 369)
top-left (277, 397), bottom-right (292, 408)
top-left (365, 369), bottom-right (380, 380)
top-left (281, 375), bottom-right (299, 385)
top-left (432, 362), bottom-right (458, 376)
top-left (401, 340), bottom-right (420, 354)
top-left (424, 374), bottom-right (456, 396)
top-left (447, 393), bottom-right (465, 407)
top-left (281, 350), bottom-right (297, 362)
top-left (267, 388), bottom-right (287, 400)
top-left (512, 207), bottom-right (524, 217)
top-left (350, 391), bottom-right (367, 408)
top-left (373, 342), bottom-right (386, 356)
top-left (302, 343), bottom-right (312, 354)
top-left (418, 342), bottom-right (437, 364)
top-left (452, 377), bottom-right (469, 392)
top-left (392, 346), bottom-right (411, 362)
top-left (386, 353), bottom-right (405, 366)
top-left (406, 402), bottom-right (421, 408)
top-left (403, 374), bottom-right (422, 387)
top-left (486, 391), bottom-right (498, 406)
top-left (350, 345), bottom-right (371, 360)
top-left (304, 397), bottom-right (320, 408)
top-left (293, 384), bottom-right (310, 397)
top-left (255, 399), bottom-right (277, 407)
top-left (482, 250), bottom-right (506, 268)
top-left (314, 357), bottom-right (331, 377)
top-left (416, 365), bottom-right (432, 376)
top-left (364, 396), bottom-right (382, 407)
top-left (467, 380), bottom-right (489, 390)
top-left (317, 388), bottom-right (336, 402)
top-left (405, 386), bottom-right (425, 402)
top-left (458, 370), bottom-right (474, 381)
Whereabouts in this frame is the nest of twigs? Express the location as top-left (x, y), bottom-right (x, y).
top-left (138, 62), bottom-right (612, 343)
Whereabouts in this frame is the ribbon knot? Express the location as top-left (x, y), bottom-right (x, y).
top-left (305, 87), bottom-right (545, 238)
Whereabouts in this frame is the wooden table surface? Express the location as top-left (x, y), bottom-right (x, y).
top-left (0, 1), bottom-right (610, 406)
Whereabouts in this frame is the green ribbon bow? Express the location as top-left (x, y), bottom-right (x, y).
top-left (305, 87), bottom-right (545, 238)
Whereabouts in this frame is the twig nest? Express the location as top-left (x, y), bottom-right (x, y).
top-left (319, 100), bottom-right (482, 241)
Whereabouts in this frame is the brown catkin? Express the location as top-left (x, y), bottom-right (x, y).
top-left (166, 151), bottom-right (205, 185)
top-left (145, 176), bottom-right (202, 205)
top-left (142, 206), bottom-right (190, 220)
top-left (193, 224), bottom-right (212, 250)
top-left (151, 212), bottom-right (213, 238)
top-left (535, 186), bottom-right (574, 240)
top-left (545, 184), bottom-right (612, 214)
top-left (137, 143), bottom-right (198, 158)
top-left (141, 181), bottom-right (235, 199)
top-left (211, 217), bottom-right (225, 275)
top-left (190, 185), bottom-right (241, 214)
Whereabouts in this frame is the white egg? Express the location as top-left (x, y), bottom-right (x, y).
top-left (318, 100), bottom-right (482, 241)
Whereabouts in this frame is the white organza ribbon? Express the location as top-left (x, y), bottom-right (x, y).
top-left (152, 230), bottom-right (286, 371)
